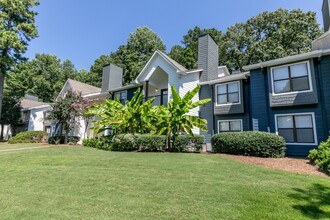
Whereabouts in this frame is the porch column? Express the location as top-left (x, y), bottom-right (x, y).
top-left (145, 80), bottom-right (149, 102)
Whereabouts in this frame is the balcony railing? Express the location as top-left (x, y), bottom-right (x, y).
top-left (146, 94), bottom-right (168, 106)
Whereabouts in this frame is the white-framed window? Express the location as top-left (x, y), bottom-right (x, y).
top-left (114, 90), bottom-right (127, 104)
top-left (218, 120), bottom-right (243, 133)
top-left (215, 81), bottom-right (240, 106)
top-left (270, 61), bottom-right (312, 95)
top-left (275, 113), bottom-right (317, 145)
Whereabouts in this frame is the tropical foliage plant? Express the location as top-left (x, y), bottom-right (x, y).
top-left (153, 85), bottom-right (210, 150)
top-left (86, 88), bottom-right (155, 134)
top-left (87, 85), bottom-right (210, 150)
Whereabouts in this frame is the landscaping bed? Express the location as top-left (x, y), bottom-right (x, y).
top-left (216, 153), bottom-right (329, 177)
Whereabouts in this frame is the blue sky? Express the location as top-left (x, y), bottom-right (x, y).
top-left (25, 0), bottom-right (323, 70)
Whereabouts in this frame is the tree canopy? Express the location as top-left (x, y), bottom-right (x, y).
top-left (6, 54), bottom-right (78, 102)
top-left (171, 9), bottom-right (322, 71)
top-left (0, 0), bottom-right (39, 117)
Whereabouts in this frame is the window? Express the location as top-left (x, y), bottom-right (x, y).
top-left (218, 120), bottom-right (242, 132)
top-left (114, 91), bottom-right (127, 104)
top-left (276, 113), bottom-right (317, 144)
top-left (271, 62), bottom-right (311, 94)
top-left (216, 81), bottom-right (240, 105)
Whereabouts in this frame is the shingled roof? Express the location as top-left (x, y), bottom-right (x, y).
top-left (67, 79), bottom-right (101, 95)
top-left (21, 99), bottom-right (50, 109)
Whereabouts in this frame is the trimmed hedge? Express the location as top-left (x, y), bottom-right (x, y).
top-left (83, 136), bottom-right (113, 150)
top-left (8, 131), bottom-right (47, 144)
top-left (112, 133), bottom-right (140, 151)
top-left (211, 132), bottom-right (286, 158)
top-left (83, 134), bottom-right (205, 153)
top-left (172, 135), bottom-right (204, 152)
top-left (48, 136), bottom-right (80, 145)
top-left (308, 137), bottom-right (330, 173)
top-left (137, 134), bottom-right (166, 152)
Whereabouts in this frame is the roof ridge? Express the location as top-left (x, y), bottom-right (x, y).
top-left (156, 50), bottom-right (188, 72)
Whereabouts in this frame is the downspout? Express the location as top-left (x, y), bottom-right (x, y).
top-left (315, 57), bottom-right (329, 138)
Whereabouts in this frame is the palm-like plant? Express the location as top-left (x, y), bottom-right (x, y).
top-left (86, 88), bottom-right (154, 134)
top-left (154, 85), bottom-right (210, 150)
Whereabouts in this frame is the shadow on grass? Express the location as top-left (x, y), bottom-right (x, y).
top-left (288, 183), bottom-right (330, 219)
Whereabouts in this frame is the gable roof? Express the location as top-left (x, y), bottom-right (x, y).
top-left (156, 50), bottom-right (187, 72)
top-left (21, 99), bottom-right (50, 110)
top-left (135, 50), bottom-right (188, 83)
top-left (66, 79), bottom-right (101, 95)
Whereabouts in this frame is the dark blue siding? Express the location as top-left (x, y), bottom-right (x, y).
top-left (199, 85), bottom-right (214, 143)
top-left (214, 80), bottom-right (251, 133)
top-left (249, 59), bottom-right (329, 157)
top-left (250, 69), bottom-right (269, 132)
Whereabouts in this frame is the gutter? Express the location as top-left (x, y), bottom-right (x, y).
top-left (243, 49), bottom-right (330, 71)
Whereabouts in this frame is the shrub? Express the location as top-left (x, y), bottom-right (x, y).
top-left (308, 138), bottom-right (330, 173)
top-left (112, 133), bottom-right (140, 151)
top-left (8, 131), bottom-right (47, 144)
top-left (136, 134), bottom-right (166, 152)
top-left (172, 135), bottom-right (204, 152)
top-left (211, 132), bottom-right (286, 158)
top-left (83, 136), bottom-right (113, 150)
top-left (48, 136), bottom-right (80, 145)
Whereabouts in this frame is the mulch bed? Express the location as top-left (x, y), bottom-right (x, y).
top-left (214, 153), bottom-right (329, 178)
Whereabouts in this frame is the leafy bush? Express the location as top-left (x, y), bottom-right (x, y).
top-left (211, 132), bottom-right (286, 158)
top-left (308, 138), bottom-right (330, 173)
top-left (8, 131), bottom-right (47, 144)
top-left (112, 133), bottom-right (140, 151)
top-left (136, 134), bottom-right (166, 152)
top-left (172, 135), bottom-right (204, 152)
top-left (48, 136), bottom-right (80, 145)
top-left (82, 133), bottom-right (204, 153)
top-left (83, 136), bottom-right (113, 150)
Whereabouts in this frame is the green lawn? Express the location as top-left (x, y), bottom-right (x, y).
top-left (0, 145), bottom-right (329, 219)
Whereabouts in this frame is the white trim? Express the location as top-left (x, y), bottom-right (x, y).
top-left (215, 81), bottom-right (241, 106)
top-left (217, 119), bottom-right (243, 133)
top-left (21, 104), bottom-right (51, 111)
top-left (83, 92), bottom-right (101, 98)
top-left (56, 80), bottom-right (70, 100)
top-left (199, 72), bottom-right (249, 85)
top-left (274, 112), bottom-right (318, 146)
top-left (270, 61), bottom-right (313, 96)
top-left (185, 69), bottom-right (203, 74)
top-left (135, 51), bottom-right (183, 83)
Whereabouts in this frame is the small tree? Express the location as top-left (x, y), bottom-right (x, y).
top-left (71, 96), bottom-right (99, 139)
top-left (47, 90), bottom-right (82, 144)
top-left (154, 85), bottom-right (210, 150)
top-left (0, 95), bottom-right (22, 139)
top-left (86, 88), bottom-right (155, 134)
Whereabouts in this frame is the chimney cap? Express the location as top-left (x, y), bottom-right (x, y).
top-left (198, 33), bottom-right (218, 46)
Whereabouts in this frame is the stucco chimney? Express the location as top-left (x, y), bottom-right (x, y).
top-left (101, 64), bottom-right (123, 92)
top-left (198, 34), bottom-right (219, 82)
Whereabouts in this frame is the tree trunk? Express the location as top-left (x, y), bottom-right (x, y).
top-left (0, 74), bottom-right (5, 124)
top-left (0, 124), bottom-right (4, 140)
top-left (64, 131), bottom-right (68, 144)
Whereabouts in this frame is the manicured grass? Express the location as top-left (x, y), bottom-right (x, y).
top-left (0, 145), bottom-right (329, 219)
top-left (0, 143), bottom-right (49, 150)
